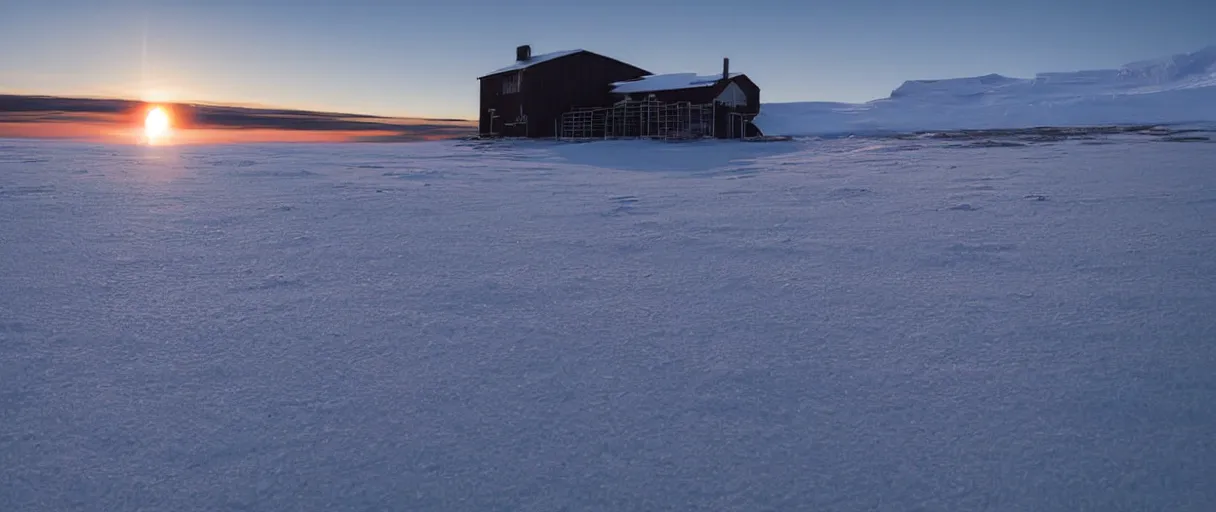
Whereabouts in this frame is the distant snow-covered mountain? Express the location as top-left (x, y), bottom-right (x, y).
top-left (755, 45), bottom-right (1216, 136)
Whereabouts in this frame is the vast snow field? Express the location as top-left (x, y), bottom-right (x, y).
top-left (3, 132), bottom-right (1215, 511)
top-left (756, 45), bottom-right (1216, 136)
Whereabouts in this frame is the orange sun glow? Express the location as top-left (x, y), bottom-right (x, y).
top-left (144, 106), bottom-right (172, 143)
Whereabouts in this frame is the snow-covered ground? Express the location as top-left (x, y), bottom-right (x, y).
top-left (3, 134), bottom-right (1215, 511)
top-left (756, 45), bottom-right (1216, 136)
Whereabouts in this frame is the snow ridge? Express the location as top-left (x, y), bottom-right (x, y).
top-left (1117, 45), bottom-right (1216, 84)
top-left (756, 45), bottom-right (1216, 136)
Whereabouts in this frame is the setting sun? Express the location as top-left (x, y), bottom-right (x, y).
top-left (144, 106), bottom-right (171, 143)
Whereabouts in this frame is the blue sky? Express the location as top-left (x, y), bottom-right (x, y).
top-left (2, 0), bottom-right (1213, 119)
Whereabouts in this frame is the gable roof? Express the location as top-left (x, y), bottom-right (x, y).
top-left (478, 49), bottom-right (651, 80)
top-left (478, 49), bottom-right (585, 79)
top-left (611, 72), bottom-right (745, 94)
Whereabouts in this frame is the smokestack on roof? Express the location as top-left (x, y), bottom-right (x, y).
top-left (517, 45), bottom-right (532, 62)
top-left (722, 57), bottom-right (730, 80)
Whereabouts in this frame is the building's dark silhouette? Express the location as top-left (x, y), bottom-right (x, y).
top-left (477, 46), bottom-right (650, 138)
top-left (477, 46), bottom-right (763, 139)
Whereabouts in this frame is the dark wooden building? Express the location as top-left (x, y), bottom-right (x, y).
top-left (478, 46), bottom-right (762, 139)
top-left (609, 58), bottom-right (762, 138)
top-left (477, 46), bottom-right (650, 138)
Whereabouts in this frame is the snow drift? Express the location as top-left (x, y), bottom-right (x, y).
top-left (755, 45), bottom-right (1216, 136)
top-left (5, 135), bottom-right (1216, 511)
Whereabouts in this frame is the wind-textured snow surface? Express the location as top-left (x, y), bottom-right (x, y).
top-left (3, 135), bottom-right (1215, 511)
top-left (756, 45), bottom-right (1216, 136)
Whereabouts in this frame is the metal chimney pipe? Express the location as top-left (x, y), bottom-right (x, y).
top-left (722, 57), bottom-right (730, 80)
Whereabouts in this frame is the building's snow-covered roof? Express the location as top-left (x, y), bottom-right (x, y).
top-left (611, 72), bottom-right (743, 94)
top-left (481, 49), bottom-right (585, 78)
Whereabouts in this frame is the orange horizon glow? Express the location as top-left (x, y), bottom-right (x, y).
top-left (144, 106), bottom-right (172, 145)
top-left (0, 123), bottom-right (442, 144)
top-left (0, 99), bottom-right (476, 144)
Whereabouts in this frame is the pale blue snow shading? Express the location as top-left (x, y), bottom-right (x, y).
top-left (2, 135), bottom-right (1215, 511)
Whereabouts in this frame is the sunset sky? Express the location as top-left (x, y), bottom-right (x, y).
top-left (3, 0), bottom-right (1213, 121)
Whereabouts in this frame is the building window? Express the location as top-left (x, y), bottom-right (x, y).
top-left (716, 82), bottom-right (747, 107)
top-left (502, 72), bottom-right (521, 94)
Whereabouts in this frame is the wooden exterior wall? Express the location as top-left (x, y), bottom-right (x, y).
top-left (478, 52), bottom-right (649, 138)
top-left (733, 75), bottom-right (763, 137)
top-left (478, 75), bottom-right (523, 137)
top-left (613, 74), bottom-right (763, 138)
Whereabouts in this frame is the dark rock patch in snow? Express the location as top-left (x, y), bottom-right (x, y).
top-left (947, 242), bottom-right (1017, 253)
top-left (717, 189), bottom-right (755, 196)
top-left (957, 140), bottom-right (1028, 148)
top-left (826, 187), bottom-right (874, 199)
top-left (0, 185), bottom-right (55, 197)
top-left (235, 275), bottom-right (307, 292)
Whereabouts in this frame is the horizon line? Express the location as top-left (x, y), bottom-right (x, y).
top-left (0, 92), bottom-right (475, 124)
